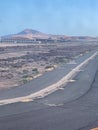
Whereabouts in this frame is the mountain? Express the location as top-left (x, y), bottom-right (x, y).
top-left (1, 29), bottom-right (50, 40)
top-left (1, 29), bottom-right (98, 42)
top-left (18, 29), bottom-right (43, 35)
top-left (16, 29), bottom-right (50, 39)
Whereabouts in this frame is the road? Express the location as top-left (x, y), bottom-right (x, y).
top-left (0, 50), bottom-right (98, 130)
top-left (0, 50), bottom-right (97, 101)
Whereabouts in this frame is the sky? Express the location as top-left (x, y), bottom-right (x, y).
top-left (0, 0), bottom-right (98, 36)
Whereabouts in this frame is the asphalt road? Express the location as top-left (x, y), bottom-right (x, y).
top-left (0, 50), bottom-right (98, 130)
top-left (0, 50), bottom-right (97, 100)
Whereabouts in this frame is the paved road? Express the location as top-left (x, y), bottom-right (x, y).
top-left (0, 50), bottom-right (97, 100)
top-left (0, 51), bottom-right (97, 105)
top-left (0, 50), bottom-right (98, 130)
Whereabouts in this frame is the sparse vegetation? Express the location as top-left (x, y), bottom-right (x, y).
top-left (0, 42), bottom-right (98, 90)
top-left (45, 65), bottom-right (54, 69)
top-left (23, 69), bottom-right (29, 74)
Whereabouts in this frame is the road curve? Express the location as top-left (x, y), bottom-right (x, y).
top-left (0, 49), bottom-right (98, 130)
top-left (0, 51), bottom-right (98, 106)
top-left (0, 50), bottom-right (98, 129)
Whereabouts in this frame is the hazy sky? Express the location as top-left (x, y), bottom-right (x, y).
top-left (0, 0), bottom-right (98, 36)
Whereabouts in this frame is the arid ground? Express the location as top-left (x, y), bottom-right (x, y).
top-left (0, 42), bottom-right (98, 90)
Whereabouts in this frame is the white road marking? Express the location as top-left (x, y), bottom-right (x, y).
top-left (44, 103), bottom-right (64, 107)
top-left (69, 80), bottom-right (76, 82)
top-left (0, 51), bottom-right (98, 106)
top-left (58, 87), bottom-right (65, 90)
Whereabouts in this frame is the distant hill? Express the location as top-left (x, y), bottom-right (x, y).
top-left (2, 29), bottom-right (50, 40)
top-left (1, 29), bottom-right (98, 42)
top-left (17, 29), bottom-right (44, 35)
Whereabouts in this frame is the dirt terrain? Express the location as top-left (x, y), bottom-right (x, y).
top-left (0, 42), bottom-right (98, 90)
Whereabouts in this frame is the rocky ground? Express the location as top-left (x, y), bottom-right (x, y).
top-left (0, 42), bottom-right (98, 90)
